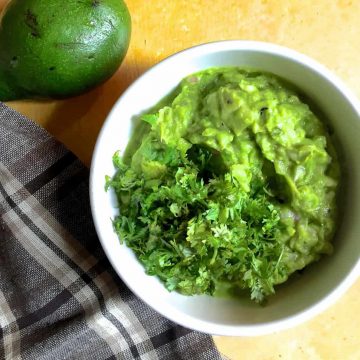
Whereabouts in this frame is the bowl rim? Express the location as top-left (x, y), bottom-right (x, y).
top-left (89, 40), bottom-right (360, 336)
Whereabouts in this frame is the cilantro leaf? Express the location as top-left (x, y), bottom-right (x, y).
top-left (108, 142), bottom-right (286, 304)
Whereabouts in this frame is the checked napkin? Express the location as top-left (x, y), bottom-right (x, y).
top-left (0, 103), bottom-right (224, 360)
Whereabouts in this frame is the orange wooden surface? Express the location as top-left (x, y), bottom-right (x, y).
top-left (2, 0), bottom-right (360, 358)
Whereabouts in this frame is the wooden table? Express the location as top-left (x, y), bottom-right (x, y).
top-left (2, 0), bottom-right (360, 358)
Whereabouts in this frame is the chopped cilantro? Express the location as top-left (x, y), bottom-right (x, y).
top-left (106, 143), bottom-right (287, 303)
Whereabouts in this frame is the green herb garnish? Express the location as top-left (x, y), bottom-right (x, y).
top-left (107, 144), bottom-right (288, 303)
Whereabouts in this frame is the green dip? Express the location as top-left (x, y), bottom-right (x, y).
top-left (107, 67), bottom-right (340, 303)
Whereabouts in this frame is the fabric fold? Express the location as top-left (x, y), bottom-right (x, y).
top-left (0, 103), bottom-right (223, 360)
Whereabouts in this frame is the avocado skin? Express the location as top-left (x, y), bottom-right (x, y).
top-left (0, 0), bottom-right (131, 100)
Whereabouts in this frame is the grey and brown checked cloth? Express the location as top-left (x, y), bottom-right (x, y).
top-left (0, 103), bottom-right (224, 360)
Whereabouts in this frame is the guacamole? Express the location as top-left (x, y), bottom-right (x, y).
top-left (107, 67), bottom-right (340, 303)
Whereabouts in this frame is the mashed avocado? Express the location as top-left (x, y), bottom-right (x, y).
top-left (107, 67), bottom-right (340, 303)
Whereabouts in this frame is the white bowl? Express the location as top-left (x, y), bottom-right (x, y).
top-left (90, 41), bottom-right (360, 336)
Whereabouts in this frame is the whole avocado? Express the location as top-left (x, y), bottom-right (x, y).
top-left (0, 0), bottom-right (131, 100)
